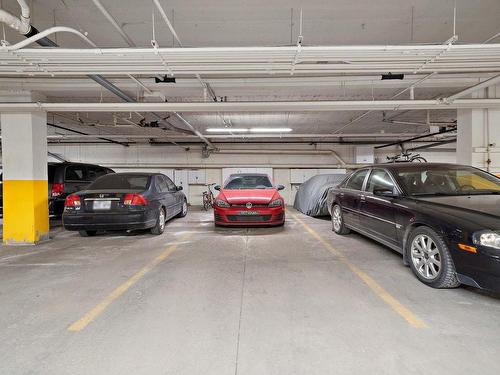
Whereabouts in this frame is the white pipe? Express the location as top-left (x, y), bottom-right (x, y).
top-left (444, 74), bottom-right (500, 102)
top-left (153, 0), bottom-right (183, 47)
top-left (91, 0), bottom-right (135, 47)
top-left (0, 8), bottom-right (27, 34)
top-left (1, 99), bottom-right (500, 112)
top-left (15, 0), bottom-right (30, 33)
top-left (42, 133), bottom-right (423, 140)
top-left (0, 26), bottom-right (97, 50)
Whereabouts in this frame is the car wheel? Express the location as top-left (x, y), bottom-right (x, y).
top-left (331, 204), bottom-right (350, 235)
top-left (408, 226), bottom-right (460, 288)
top-left (177, 199), bottom-right (188, 218)
top-left (151, 207), bottom-right (166, 235)
top-left (79, 230), bottom-right (97, 237)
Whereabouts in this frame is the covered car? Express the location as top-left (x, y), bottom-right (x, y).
top-left (294, 174), bottom-right (346, 217)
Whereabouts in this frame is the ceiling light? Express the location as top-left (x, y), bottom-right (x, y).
top-left (206, 128), bottom-right (249, 132)
top-left (249, 128), bottom-right (292, 133)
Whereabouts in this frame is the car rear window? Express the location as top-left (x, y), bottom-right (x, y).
top-left (88, 174), bottom-right (150, 190)
top-left (65, 166), bottom-right (87, 181)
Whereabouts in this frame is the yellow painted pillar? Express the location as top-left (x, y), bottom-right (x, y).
top-left (1, 111), bottom-right (49, 244)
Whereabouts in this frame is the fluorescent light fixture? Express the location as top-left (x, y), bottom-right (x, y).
top-left (206, 128), bottom-right (249, 132)
top-left (249, 128), bottom-right (293, 133)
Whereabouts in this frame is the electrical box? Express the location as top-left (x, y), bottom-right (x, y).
top-left (355, 146), bottom-right (375, 164)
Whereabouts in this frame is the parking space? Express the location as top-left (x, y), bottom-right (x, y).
top-left (1, 208), bottom-right (499, 374)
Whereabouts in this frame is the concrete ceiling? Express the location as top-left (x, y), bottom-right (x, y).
top-left (1, 0), bottom-right (499, 143)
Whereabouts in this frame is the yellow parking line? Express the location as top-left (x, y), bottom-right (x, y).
top-left (287, 210), bottom-right (427, 329)
top-left (68, 238), bottom-right (187, 332)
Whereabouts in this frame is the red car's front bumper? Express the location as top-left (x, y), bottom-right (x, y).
top-left (214, 205), bottom-right (285, 226)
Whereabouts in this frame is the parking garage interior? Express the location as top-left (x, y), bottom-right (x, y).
top-left (1, 1), bottom-right (500, 374)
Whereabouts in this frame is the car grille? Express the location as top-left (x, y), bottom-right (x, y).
top-left (227, 215), bottom-right (272, 222)
top-left (230, 204), bottom-right (268, 208)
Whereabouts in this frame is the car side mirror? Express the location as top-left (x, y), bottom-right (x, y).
top-left (176, 185), bottom-right (183, 191)
top-left (214, 185), bottom-right (221, 191)
top-left (276, 184), bottom-right (285, 191)
top-left (373, 188), bottom-right (396, 198)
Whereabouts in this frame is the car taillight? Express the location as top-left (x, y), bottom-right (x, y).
top-left (64, 194), bottom-right (81, 207)
top-left (51, 183), bottom-right (64, 197)
top-left (123, 194), bottom-right (148, 206)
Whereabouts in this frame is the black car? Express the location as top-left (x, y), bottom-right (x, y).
top-left (328, 163), bottom-right (500, 293)
top-left (0, 162), bottom-right (114, 216)
top-left (62, 172), bottom-right (187, 236)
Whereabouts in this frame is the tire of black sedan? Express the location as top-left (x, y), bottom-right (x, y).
top-left (79, 230), bottom-right (97, 237)
top-left (151, 207), bottom-right (166, 235)
top-left (177, 199), bottom-right (188, 218)
top-left (331, 204), bottom-right (350, 235)
top-left (407, 226), bottom-right (460, 289)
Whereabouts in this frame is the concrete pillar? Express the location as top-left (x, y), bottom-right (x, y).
top-left (0, 108), bottom-right (49, 245)
top-left (457, 85), bottom-right (500, 174)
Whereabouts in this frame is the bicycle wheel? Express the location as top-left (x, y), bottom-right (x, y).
top-left (411, 156), bottom-right (427, 163)
top-left (202, 193), bottom-right (210, 210)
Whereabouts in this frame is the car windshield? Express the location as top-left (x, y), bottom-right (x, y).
top-left (88, 174), bottom-right (150, 190)
top-left (224, 175), bottom-right (274, 189)
top-left (396, 166), bottom-right (500, 196)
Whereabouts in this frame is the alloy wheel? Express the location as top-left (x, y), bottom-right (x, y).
top-left (410, 234), bottom-right (441, 280)
top-left (332, 206), bottom-right (342, 232)
top-left (159, 209), bottom-right (165, 231)
top-left (182, 201), bottom-right (187, 216)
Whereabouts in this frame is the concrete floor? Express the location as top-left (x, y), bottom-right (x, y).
top-left (0, 207), bottom-right (500, 375)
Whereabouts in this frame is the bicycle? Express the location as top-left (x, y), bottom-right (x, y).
top-left (202, 183), bottom-right (217, 210)
top-left (386, 151), bottom-right (427, 163)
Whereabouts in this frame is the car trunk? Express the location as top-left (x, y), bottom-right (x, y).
top-left (77, 189), bottom-right (146, 213)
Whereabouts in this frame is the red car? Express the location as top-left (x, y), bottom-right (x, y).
top-left (214, 173), bottom-right (285, 226)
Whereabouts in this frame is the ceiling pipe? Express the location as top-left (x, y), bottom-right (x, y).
top-left (47, 123), bottom-right (129, 146)
top-left (1, 99), bottom-right (499, 113)
top-left (443, 74), bottom-right (500, 102)
top-left (0, 0), bottom-right (29, 34)
top-left (41, 133), bottom-right (423, 140)
top-left (91, 0), bottom-right (136, 47)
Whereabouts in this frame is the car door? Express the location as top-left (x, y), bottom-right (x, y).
top-left (165, 176), bottom-right (182, 215)
top-left (339, 169), bottom-right (369, 228)
top-left (156, 175), bottom-right (177, 219)
top-left (359, 168), bottom-right (398, 247)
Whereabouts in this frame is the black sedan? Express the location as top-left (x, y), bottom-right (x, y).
top-left (63, 172), bottom-right (187, 236)
top-left (328, 163), bottom-right (500, 292)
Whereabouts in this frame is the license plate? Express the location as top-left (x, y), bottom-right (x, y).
top-left (239, 210), bottom-right (259, 215)
top-left (93, 200), bottom-right (111, 210)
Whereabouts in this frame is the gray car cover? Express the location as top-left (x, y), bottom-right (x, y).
top-left (293, 174), bottom-right (346, 217)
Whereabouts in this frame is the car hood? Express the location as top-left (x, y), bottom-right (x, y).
top-left (219, 189), bottom-right (279, 204)
top-left (414, 195), bottom-right (500, 220)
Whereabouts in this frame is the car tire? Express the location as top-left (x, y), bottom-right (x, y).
top-left (331, 204), bottom-right (350, 235)
top-left (177, 199), bottom-right (188, 218)
top-left (151, 207), bottom-right (166, 235)
top-left (79, 230), bottom-right (97, 237)
top-left (407, 226), bottom-right (460, 289)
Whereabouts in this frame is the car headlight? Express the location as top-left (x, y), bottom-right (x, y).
top-left (268, 199), bottom-right (283, 208)
top-left (474, 231), bottom-right (500, 249)
top-left (216, 199), bottom-right (230, 208)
